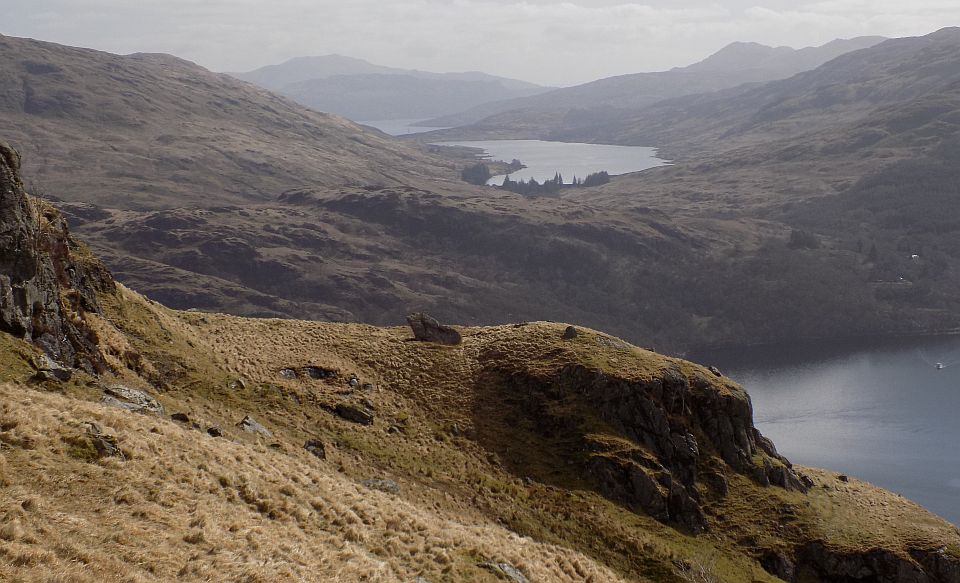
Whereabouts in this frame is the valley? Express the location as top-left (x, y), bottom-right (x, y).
top-left (1, 141), bottom-right (958, 581)
top-left (2, 9), bottom-right (960, 582)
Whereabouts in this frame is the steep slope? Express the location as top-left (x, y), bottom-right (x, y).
top-left (233, 55), bottom-right (550, 121)
top-left (0, 141), bottom-right (110, 371)
top-left (419, 36), bottom-right (884, 131)
top-left (1, 145), bottom-right (958, 583)
top-left (0, 34), bottom-right (457, 210)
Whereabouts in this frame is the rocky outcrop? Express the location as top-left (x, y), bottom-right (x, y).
top-left (101, 385), bottom-right (165, 416)
top-left (406, 312), bottom-right (462, 345)
top-left (478, 360), bottom-right (807, 534)
top-left (793, 542), bottom-right (960, 583)
top-left (0, 141), bottom-right (112, 371)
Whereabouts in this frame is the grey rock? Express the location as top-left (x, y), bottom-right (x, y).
top-left (206, 426), bottom-right (223, 438)
top-left (279, 368), bottom-right (298, 380)
top-left (304, 439), bottom-right (326, 459)
top-left (479, 562), bottom-right (530, 583)
top-left (0, 142), bottom-right (111, 373)
top-left (101, 386), bottom-right (165, 416)
top-left (85, 423), bottom-right (123, 459)
top-left (562, 325), bottom-right (579, 339)
top-left (362, 478), bottom-right (400, 495)
top-left (304, 366), bottom-right (336, 380)
top-left (406, 312), bottom-right (462, 345)
top-left (237, 415), bottom-right (272, 437)
top-left (39, 355), bottom-right (73, 381)
top-left (335, 403), bottom-right (375, 425)
top-left (708, 365), bottom-right (723, 377)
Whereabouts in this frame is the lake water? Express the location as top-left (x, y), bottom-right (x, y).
top-left (695, 336), bottom-right (960, 526)
top-left (359, 119), bottom-right (446, 136)
top-left (434, 139), bottom-right (669, 185)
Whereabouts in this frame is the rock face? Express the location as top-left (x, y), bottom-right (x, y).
top-left (406, 312), bottom-right (462, 345)
top-left (0, 141), bottom-right (112, 371)
top-left (480, 361), bottom-right (807, 534)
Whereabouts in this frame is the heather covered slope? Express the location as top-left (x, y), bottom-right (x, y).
top-left (1, 140), bottom-right (959, 583)
top-left (0, 34), bottom-right (457, 210)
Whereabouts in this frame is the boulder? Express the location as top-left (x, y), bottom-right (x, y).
top-left (206, 426), bottom-right (223, 438)
top-left (406, 313), bottom-right (462, 345)
top-left (38, 355), bottom-right (73, 381)
top-left (304, 439), bottom-right (326, 459)
top-left (304, 366), bottom-right (336, 380)
top-left (237, 415), bottom-right (272, 437)
top-left (479, 562), bottom-right (530, 583)
top-left (335, 403), bottom-right (375, 425)
top-left (170, 412), bottom-right (190, 424)
top-left (86, 423), bottom-right (123, 459)
top-left (101, 386), bottom-right (165, 416)
top-left (362, 478), bottom-right (400, 495)
top-left (562, 325), bottom-right (579, 339)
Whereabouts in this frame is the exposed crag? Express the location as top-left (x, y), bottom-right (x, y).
top-left (0, 141), bottom-right (111, 371)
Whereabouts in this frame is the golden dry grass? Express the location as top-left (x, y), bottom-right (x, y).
top-left (1, 284), bottom-right (957, 582)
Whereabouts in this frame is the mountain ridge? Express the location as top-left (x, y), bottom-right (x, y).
top-left (418, 35), bottom-right (886, 129)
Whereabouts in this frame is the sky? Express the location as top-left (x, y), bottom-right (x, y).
top-left (4, 1), bottom-right (960, 86)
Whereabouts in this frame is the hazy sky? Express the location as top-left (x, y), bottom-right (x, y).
top-left (4, 1), bottom-right (960, 86)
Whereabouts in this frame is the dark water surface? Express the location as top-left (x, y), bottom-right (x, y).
top-left (696, 336), bottom-right (960, 525)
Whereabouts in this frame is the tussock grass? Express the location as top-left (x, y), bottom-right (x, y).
top-left (1, 284), bottom-right (956, 582)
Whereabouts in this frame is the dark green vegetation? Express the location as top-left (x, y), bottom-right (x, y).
top-left (497, 171), bottom-right (608, 196)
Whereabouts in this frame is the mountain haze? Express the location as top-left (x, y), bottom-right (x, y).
top-left (233, 55), bottom-right (550, 121)
top-left (421, 36), bottom-right (886, 132)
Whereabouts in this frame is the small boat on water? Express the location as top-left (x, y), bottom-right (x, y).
top-left (936, 362), bottom-right (945, 370)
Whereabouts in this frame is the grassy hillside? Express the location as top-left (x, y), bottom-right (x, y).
top-left (2, 282), bottom-right (958, 582)
top-left (0, 34), bottom-right (457, 210)
top-left (2, 141), bottom-right (958, 581)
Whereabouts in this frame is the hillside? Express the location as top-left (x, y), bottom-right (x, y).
top-left (6, 34), bottom-right (960, 356)
top-left (556, 28), bottom-right (960, 154)
top-left (2, 139), bottom-right (959, 583)
top-left (233, 55), bottom-right (550, 121)
top-left (419, 36), bottom-right (884, 132)
top-left (0, 34), bottom-right (457, 210)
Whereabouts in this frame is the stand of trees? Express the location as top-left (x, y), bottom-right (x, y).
top-left (499, 171), bottom-right (611, 197)
top-left (461, 163), bottom-right (492, 185)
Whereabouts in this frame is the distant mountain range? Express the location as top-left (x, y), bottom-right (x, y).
top-left (420, 36), bottom-right (886, 131)
top-left (231, 55), bottom-right (551, 122)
